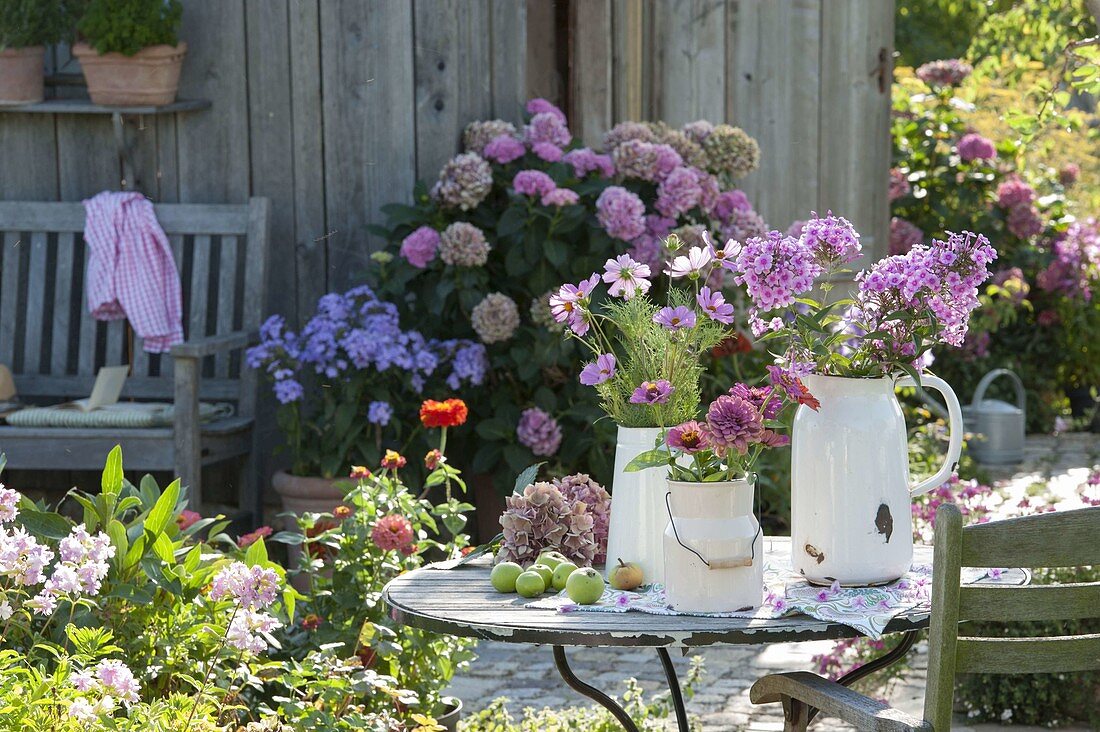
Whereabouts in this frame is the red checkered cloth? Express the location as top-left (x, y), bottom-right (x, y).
top-left (83, 191), bottom-right (184, 353)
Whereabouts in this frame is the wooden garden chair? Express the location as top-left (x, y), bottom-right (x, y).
top-left (750, 503), bottom-right (1100, 731)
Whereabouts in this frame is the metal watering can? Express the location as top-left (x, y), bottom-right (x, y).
top-left (962, 368), bottom-right (1026, 465)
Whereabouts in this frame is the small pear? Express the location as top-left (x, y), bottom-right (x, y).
top-left (609, 558), bottom-right (644, 591)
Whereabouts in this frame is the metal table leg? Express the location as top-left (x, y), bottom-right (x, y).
top-left (806, 630), bottom-right (920, 724)
top-left (552, 646), bottom-right (693, 732)
top-left (552, 646), bottom-right (640, 732)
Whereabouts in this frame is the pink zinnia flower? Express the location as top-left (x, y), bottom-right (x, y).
top-left (630, 380), bottom-right (674, 405)
top-left (579, 353), bottom-right (616, 386)
top-left (703, 394), bottom-right (765, 455)
top-left (372, 514), bottom-right (415, 554)
top-left (602, 254), bottom-right (652, 300)
top-left (238, 525), bottom-right (273, 548)
top-left (696, 286), bottom-right (735, 324)
top-left (654, 305), bottom-right (696, 331)
top-left (666, 421), bottom-right (709, 453)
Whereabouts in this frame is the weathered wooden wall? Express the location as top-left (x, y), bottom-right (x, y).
top-left (561, 0), bottom-right (895, 262)
top-left (0, 0), bottom-right (893, 487)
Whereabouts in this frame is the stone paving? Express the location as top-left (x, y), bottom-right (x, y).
top-left (448, 434), bottom-right (1098, 730)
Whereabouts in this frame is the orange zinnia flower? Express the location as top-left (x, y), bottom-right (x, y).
top-left (381, 450), bottom-right (407, 470)
top-left (419, 398), bottom-right (468, 429)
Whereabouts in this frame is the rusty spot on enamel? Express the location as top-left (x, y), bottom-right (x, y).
top-left (875, 503), bottom-right (894, 542)
top-left (804, 543), bottom-right (825, 564)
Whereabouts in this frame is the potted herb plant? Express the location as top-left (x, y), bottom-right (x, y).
top-left (246, 285), bottom-right (485, 517)
top-left (0, 0), bottom-right (69, 104)
top-left (72, 0), bottom-right (186, 106)
top-left (625, 384), bottom-right (792, 612)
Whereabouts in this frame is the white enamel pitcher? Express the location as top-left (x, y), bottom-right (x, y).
top-left (790, 373), bottom-right (963, 586)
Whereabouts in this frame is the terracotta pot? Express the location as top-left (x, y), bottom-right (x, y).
top-left (272, 470), bottom-right (349, 516)
top-left (72, 42), bottom-right (187, 106)
top-left (0, 46), bottom-right (45, 105)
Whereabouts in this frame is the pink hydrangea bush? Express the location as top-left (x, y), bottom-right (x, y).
top-left (497, 481), bottom-right (599, 567)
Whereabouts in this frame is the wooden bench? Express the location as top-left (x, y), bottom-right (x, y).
top-left (0, 198), bottom-right (270, 526)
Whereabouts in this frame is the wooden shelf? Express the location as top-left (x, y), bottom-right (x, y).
top-left (0, 97), bottom-right (210, 116)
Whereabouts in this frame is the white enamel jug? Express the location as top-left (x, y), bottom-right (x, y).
top-left (663, 478), bottom-right (763, 613)
top-left (605, 426), bottom-right (667, 584)
top-left (790, 373), bottom-right (962, 586)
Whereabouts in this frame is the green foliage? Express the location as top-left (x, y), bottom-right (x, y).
top-left (281, 462), bottom-right (476, 718)
top-left (592, 291), bottom-right (723, 428)
top-left (0, 0), bottom-right (71, 49)
top-left (77, 0), bottom-right (181, 56)
top-left (461, 656), bottom-right (706, 731)
top-left (895, 0), bottom-right (990, 68)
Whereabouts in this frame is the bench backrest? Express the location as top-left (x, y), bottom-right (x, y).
top-left (0, 199), bottom-right (270, 406)
top-left (924, 504), bottom-right (1100, 731)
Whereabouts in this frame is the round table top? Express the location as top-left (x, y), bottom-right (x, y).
top-left (383, 537), bottom-right (934, 648)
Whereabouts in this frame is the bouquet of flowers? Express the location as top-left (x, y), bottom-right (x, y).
top-left (549, 232), bottom-right (740, 428)
top-left (729, 213), bottom-right (997, 381)
top-left (625, 383), bottom-right (793, 482)
top-left (246, 285), bottom-right (486, 478)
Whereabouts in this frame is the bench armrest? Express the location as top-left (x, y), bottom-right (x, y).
top-left (750, 672), bottom-right (932, 732)
top-left (170, 330), bottom-right (256, 359)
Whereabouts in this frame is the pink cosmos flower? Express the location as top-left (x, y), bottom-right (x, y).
top-left (630, 380), bottom-right (674, 405)
top-left (654, 305), bottom-right (697, 331)
top-left (666, 421), bottom-right (709, 453)
top-left (706, 231), bottom-right (741, 271)
top-left (579, 353), bottom-right (616, 386)
top-left (665, 245), bottom-right (713, 279)
top-left (602, 254), bottom-right (652, 300)
top-left (549, 274), bottom-right (599, 335)
top-left (696, 286), bottom-right (735, 324)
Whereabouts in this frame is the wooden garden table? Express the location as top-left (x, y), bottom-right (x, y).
top-left (383, 537), bottom-right (932, 732)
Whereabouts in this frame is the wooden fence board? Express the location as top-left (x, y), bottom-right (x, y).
top-left (570, 0), bottom-right (613, 144)
top-left (490, 0), bottom-right (528, 122)
top-left (653, 0), bottom-right (726, 125)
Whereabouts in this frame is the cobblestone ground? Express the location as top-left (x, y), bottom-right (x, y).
top-left (449, 434), bottom-right (1098, 731)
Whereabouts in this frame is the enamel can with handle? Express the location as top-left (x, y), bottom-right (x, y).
top-left (790, 373), bottom-right (963, 586)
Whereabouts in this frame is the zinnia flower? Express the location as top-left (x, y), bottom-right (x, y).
top-left (301, 613), bottom-right (324, 631)
top-left (703, 394), bottom-right (764, 454)
top-left (238, 526), bottom-right (273, 548)
top-left (424, 449), bottom-right (445, 470)
top-left (381, 450), bottom-right (407, 470)
top-left (579, 353), bottom-right (616, 386)
top-left (419, 398), bottom-right (469, 428)
top-left (177, 510), bottom-right (201, 531)
top-left (602, 254), bottom-right (652, 300)
top-left (349, 465), bottom-right (372, 480)
top-left (654, 305), bottom-right (697, 331)
top-left (630, 380), bottom-right (674, 405)
top-left (666, 421), bottom-right (709, 453)
top-left (372, 514), bottom-right (415, 554)
top-left (333, 505), bottom-right (353, 518)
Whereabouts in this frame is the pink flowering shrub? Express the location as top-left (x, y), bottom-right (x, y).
top-left (373, 99), bottom-right (768, 485)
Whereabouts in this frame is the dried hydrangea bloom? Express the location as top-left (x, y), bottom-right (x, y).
top-left (647, 121), bottom-right (707, 168)
top-left (470, 292), bottom-right (520, 344)
top-left (432, 152), bottom-right (493, 211)
top-left (439, 221), bottom-right (490, 267)
top-left (915, 58), bottom-right (972, 88)
top-left (680, 119), bottom-right (715, 145)
top-left (702, 124), bottom-right (760, 181)
top-left (463, 119), bottom-right (517, 154)
top-left (612, 140), bottom-right (683, 182)
top-left (497, 481), bottom-right (598, 566)
top-left (602, 120), bottom-right (656, 152)
top-left (553, 474), bottom-right (611, 564)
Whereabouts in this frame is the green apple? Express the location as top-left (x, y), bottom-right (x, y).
top-left (529, 563), bottom-right (554, 586)
top-left (565, 567), bottom-right (605, 605)
top-left (536, 550), bottom-right (570, 570)
top-left (551, 561), bottom-right (579, 591)
top-left (515, 570), bottom-right (546, 598)
top-left (490, 561), bottom-right (524, 593)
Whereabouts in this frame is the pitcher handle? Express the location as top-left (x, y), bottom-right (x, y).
top-left (896, 374), bottom-right (964, 497)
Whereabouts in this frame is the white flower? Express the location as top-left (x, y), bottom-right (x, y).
top-left (68, 698), bottom-right (98, 723)
top-left (665, 245), bottom-right (713, 279)
top-left (0, 600), bottom-right (11, 620)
